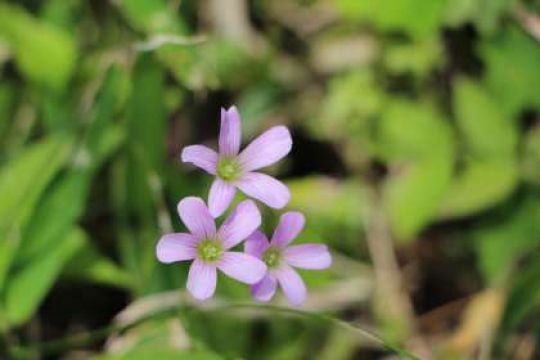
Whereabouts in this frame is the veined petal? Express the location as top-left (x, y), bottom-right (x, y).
top-left (187, 259), bottom-right (217, 300)
top-left (219, 200), bottom-right (261, 249)
top-left (238, 126), bottom-right (292, 172)
top-left (251, 275), bottom-right (277, 302)
top-left (208, 179), bottom-right (236, 218)
top-left (219, 106), bottom-right (242, 156)
top-left (236, 173), bottom-right (290, 209)
top-left (218, 252), bottom-right (267, 284)
top-left (156, 233), bottom-right (198, 263)
top-left (181, 145), bottom-right (218, 175)
top-left (177, 197), bottom-right (216, 239)
top-left (284, 244), bottom-right (332, 269)
top-left (274, 265), bottom-right (307, 306)
top-left (244, 230), bottom-right (269, 259)
top-left (271, 211), bottom-right (305, 247)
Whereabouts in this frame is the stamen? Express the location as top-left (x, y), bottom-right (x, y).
top-left (217, 156), bottom-right (242, 181)
top-left (262, 247), bottom-right (282, 268)
top-left (197, 238), bottom-right (223, 262)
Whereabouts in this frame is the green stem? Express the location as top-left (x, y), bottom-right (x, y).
top-left (10, 301), bottom-right (419, 360)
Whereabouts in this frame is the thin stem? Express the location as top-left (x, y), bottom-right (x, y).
top-left (10, 301), bottom-right (419, 360)
top-left (363, 188), bottom-right (431, 358)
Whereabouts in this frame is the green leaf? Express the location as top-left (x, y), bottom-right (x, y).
top-left (474, 194), bottom-right (540, 283)
top-left (502, 252), bottom-right (540, 332)
top-left (0, 3), bottom-right (76, 91)
top-left (63, 240), bottom-right (132, 289)
top-left (337, 0), bottom-right (447, 39)
top-left (5, 227), bottom-right (85, 325)
top-left (377, 101), bottom-right (454, 241)
top-left (453, 78), bottom-right (517, 158)
top-left (481, 26), bottom-right (540, 118)
top-left (439, 160), bottom-right (518, 218)
top-left (384, 160), bottom-right (453, 242)
top-left (0, 137), bottom-right (72, 287)
top-left (116, 0), bottom-right (186, 34)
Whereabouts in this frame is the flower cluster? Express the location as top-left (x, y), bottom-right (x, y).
top-left (156, 106), bottom-right (331, 306)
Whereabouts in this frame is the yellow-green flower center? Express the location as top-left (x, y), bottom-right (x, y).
top-left (262, 247), bottom-right (281, 268)
top-left (197, 239), bottom-right (223, 262)
top-left (217, 157), bottom-right (241, 182)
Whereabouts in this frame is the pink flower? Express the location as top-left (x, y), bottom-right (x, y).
top-left (156, 197), bottom-right (267, 300)
top-left (181, 106), bottom-right (292, 218)
top-left (244, 212), bottom-right (332, 306)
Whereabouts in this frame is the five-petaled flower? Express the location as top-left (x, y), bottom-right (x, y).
top-left (156, 197), bottom-right (267, 300)
top-left (181, 106), bottom-right (292, 218)
top-left (245, 212), bottom-right (332, 306)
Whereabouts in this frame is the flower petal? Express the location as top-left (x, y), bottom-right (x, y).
top-left (181, 145), bottom-right (218, 175)
top-left (251, 275), bottom-right (277, 302)
top-left (208, 179), bottom-right (236, 218)
top-left (219, 106), bottom-right (242, 156)
top-left (244, 230), bottom-right (269, 258)
top-left (187, 259), bottom-right (217, 300)
top-left (271, 212), bottom-right (305, 247)
top-left (274, 265), bottom-right (307, 306)
top-left (219, 200), bottom-right (261, 249)
top-left (284, 244), bottom-right (332, 269)
top-left (238, 126), bottom-right (292, 172)
top-left (156, 233), bottom-right (198, 263)
top-left (236, 173), bottom-right (290, 209)
top-left (177, 197), bottom-right (216, 239)
top-left (217, 252), bottom-right (267, 284)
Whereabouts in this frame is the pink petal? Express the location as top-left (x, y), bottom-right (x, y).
top-left (217, 252), bottom-right (267, 284)
top-left (208, 179), bottom-right (236, 218)
top-left (236, 173), bottom-right (290, 209)
top-left (187, 259), bottom-right (217, 300)
top-left (218, 200), bottom-right (261, 249)
top-left (219, 106), bottom-right (242, 156)
top-left (251, 275), bottom-right (277, 302)
top-left (284, 244), bottom-right (332, 270)
top-left (177, 197), bottom-right (216, 239)
top-left (274, 265), bottom-right (307, 306)
top-left (238, 126), bottom-right (292, 172)
top-left (156, 233), bottom-right (198, 263)
top-left (181, 145), bottom-right (218, 175)
top-left (244, 230), bottom-right (269, 258)
top-left (271, 212), bottom-right (305, 247)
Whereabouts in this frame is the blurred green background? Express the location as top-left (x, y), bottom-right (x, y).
top-left (2, 0), bottom-right (540, 358)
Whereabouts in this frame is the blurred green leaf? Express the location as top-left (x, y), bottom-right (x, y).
top-left (384, 38), bottom-right (442, 76)
top-left (0, 3), bottom-right (76, 91)
top-left (0, 136), bottom-right (72, 287)
top-left (522, 125), bottom-right (540, 184)
top-left (453, 78), bottom-right (517, 158)
top-left (439, 79), bottom-right (519, 218)
top-left (63, 239), bottom-right (132, 289)
top-left (5, 227), bottom-right (85, 325)
top-left (439, 160), bottom-right (518, 218)
top-left (337, 0), bottom-right (446, 38)
top-left (481, 26), bottom-right (540, 118)
top-left (502, 251), bottom-right (540, 332)
top-left (95, 349), bottom-right (223, 360)
top-left (377, 101), bottom-right (454, 240)
top-left (474, 194), bottom-right (540, 284)
top-left (126, 54), bottom-right (166, 213)
top-left (116, 0), bottom-right (186, 34)
top-left (384, 160), bottom-right (453, 242)
top-left (444, 0), bottom-right (511, 33)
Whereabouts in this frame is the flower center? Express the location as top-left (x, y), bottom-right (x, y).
top-left (217, 157), bottom-right (241, 182)
top-left (197, 238), bottom-right (223, 262)
top-left (262, 247), bottom-right (282, 268)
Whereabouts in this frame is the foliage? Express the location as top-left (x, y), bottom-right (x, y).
top-left (1, 0), bottom-right (540, 358)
